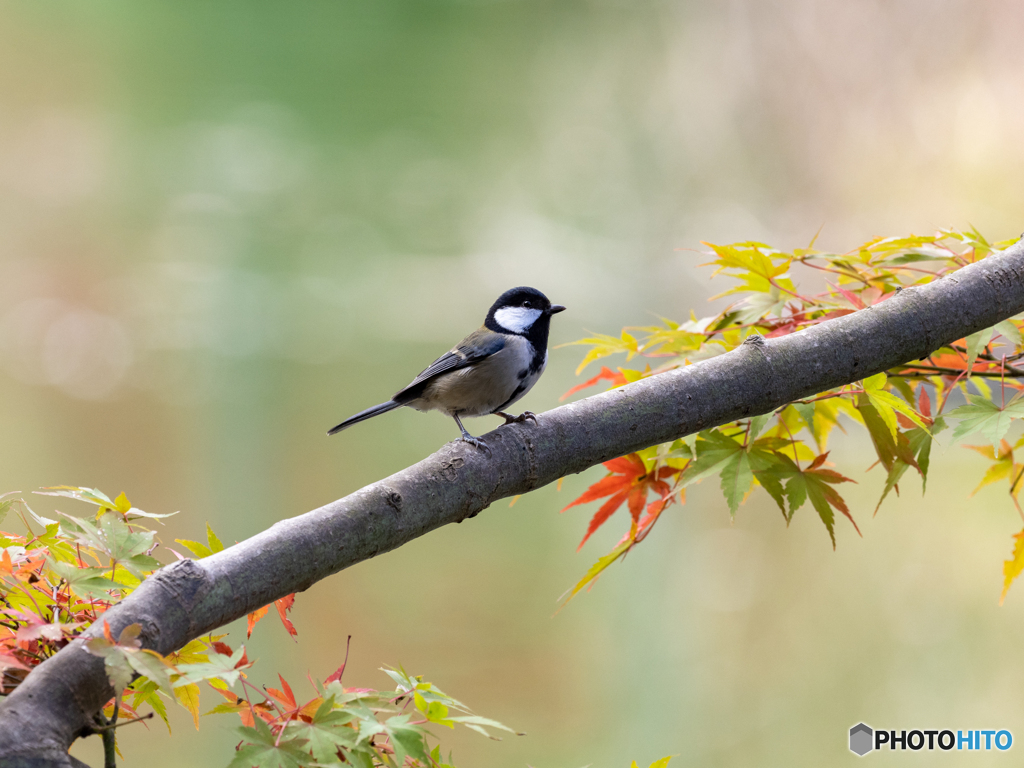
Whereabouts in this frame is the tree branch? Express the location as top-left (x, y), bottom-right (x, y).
top-left (2, 238), bottom-right (1023, 767)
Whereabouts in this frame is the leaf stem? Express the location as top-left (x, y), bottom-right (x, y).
top-left (1010, 466), bottom-right (1024, 525)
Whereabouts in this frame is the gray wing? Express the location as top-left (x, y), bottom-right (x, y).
top-left (393, 329), bottom-right (506, 403)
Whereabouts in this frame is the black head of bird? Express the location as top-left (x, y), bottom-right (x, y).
top-left (328, 286), bottom-right (566, 450)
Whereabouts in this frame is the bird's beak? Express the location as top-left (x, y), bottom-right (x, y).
top-left (548, 304), bottom-right (566, 315)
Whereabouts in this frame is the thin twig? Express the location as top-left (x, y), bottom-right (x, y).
top-left (100, 699), bottom-right (119, 768)
top-left (92, 712), bottom-right (153, 733)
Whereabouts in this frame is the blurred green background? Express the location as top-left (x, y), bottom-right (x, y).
top-left (1, 1), bottom-right (1024, 766)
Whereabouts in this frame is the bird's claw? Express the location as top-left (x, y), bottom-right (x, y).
top-left (497, 410), bottom-right (538, 425)
top-left (460, 434), bottom-right (490, 453)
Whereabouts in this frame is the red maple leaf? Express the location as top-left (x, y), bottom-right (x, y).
top-left (563, 454), bottom-right (679, 550)
top-left (275, 594), bottom-right (297, 639)
top-left (560, 367), bottom-right (628, 401)
top-left (245, 594), bottom-right (297, 639)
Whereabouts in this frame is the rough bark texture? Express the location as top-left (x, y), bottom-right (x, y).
top-left (1, 239), bottom-right (1023, 766)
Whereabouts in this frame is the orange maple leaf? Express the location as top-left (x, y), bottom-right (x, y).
top-left (246, 605), bottom-right (269, 638)
top-left (560, 366), bottom-right (627, 401)
top-left (265, 674), bottom-right (298, 712)
top-left (247, 594), bottom-right (298, 639)
top-left (275, 594), bottom-right (297, 639)
top-left (564, 454), bottom-right (679, 550)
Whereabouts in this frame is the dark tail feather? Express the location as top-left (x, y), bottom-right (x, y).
top-left (327, 401), bottom-right (402, 435)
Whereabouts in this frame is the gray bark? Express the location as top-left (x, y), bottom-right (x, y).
top-left (1, 238), bottom-right (1023, 766)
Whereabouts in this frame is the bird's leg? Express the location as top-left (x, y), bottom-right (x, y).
top-left (494, 410), bottom-right (538, 425)
top-left (452, 413), bottom-right (489, 452)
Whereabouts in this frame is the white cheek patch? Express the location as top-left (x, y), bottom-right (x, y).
top-left (494, 306), bottom-right (543, 334)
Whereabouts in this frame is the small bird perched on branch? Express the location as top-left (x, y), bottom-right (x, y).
top-left (328, 286), bottom-right (566, 450)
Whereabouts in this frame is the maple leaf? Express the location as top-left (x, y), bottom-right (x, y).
top-left (176, 645), bottom-right (251, 689)
top-left (266, 674), bottom-right (298, 713)
top-left (275, 594), bottom-right (298, 638)
top-left (861, 373), bottom-right (931, 440)
top-left (926, 349), bottom-right (995, 374)
top-left (282, 699), bottom-right (357, 763)
top-left (949, 393), bottom-right (1024, 445)
top-left (561, 332), bottom-right (641, 375)
top-left (324, 664), bottom-right (346, 686)
top-left (827, 280), bottom-right (868, 310)
top-left (204, 686), bottom-right (253, 719)
top-left (324, 638), bottom-right (352, 686)
top-left (874, 420), bottom-right (944, 513)
top-left (228, 720), bottom-right (314, 768)
top-left (560, 366), bottom-right (628, 400)
top-left (84, 621), bottom-right (175, 698)
top-left (248, 594), bottom-right (298, 638)
top-left (560, 540), bottom-right (631, 606)
top-left (0, 652), bottom-right (30, 675)
top-left (1002, 529), bottom-right (1024, 605)
top-left (46, 559), bottom-right (121, 599)
top-left (995, 319), bottom-right (1023, 347)
top-left (965, 328), bottom-right (994, 371)
top-left (175, 522), bottom-right (225, 559)
top-left (13, 614), bottom-right (81, 643)
top-left (563, 455), bottom-right (677, 550)
top-left (704, 240), bottom-right (793, 298)
top-left (856, 395), bottom-right (927, 476)
top-left (632, 759), bottom-right (672, 768)
top-left (175, 683), bottom-right (202, 729)
top-left (677, 430), bottom-right (757, 515)
top-left (39, 487), bottom-right (176, 523)
top-left (964, 441), bottom-right (1021, 497)
top-left (247, 605), bottom-right (269, 638)
top-left (918, 386), bottom-right (932, 419)
top-left (129, 677), bottom-right (171, 732)
top-left (775, 453), bottom-right (859, 547)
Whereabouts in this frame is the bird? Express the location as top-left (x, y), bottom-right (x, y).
top-left (328, 286), bottom-right (566, 450)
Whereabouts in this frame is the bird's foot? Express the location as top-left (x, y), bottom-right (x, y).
top-left (452, 413), bottom-right (489, 452)
top-left (496, 410), bottom-right (538, 425)
top-left (459, 433), bottom-right (490, 453)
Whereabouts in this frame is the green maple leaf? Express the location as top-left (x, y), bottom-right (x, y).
top-left (775, 454), bottom-right (858, 547)
top-left (965, 327), bottom-right (994, 371)
top-left (383, 715), bottom-right (431, 765)
top-left (949, 394), bottom-right (1024, 445)
top-left (283, 699), bottom-right (356, 763)
top-left (856, 395), bottom-right (925, 475)
top-left (995, 319), bottom-right (1023, 347)
top-left (46, 559), bottom-right (121, 599)
top-left (57, 512), bottom-right (159, 578)
top-left (84, 642), bottom-right (134, 698)
top-left (678, 430), bottom-right (754, 515)
top-left (228, 720), bottom-right (314, 768)
top-left (875, 417), bottom-right (947, 513)
top-left (747, 438), bottom-right (793, 519)
top-left (678, 430), bottom-right (741, 484)
top-left (37, 486), bottom-right (175, 520)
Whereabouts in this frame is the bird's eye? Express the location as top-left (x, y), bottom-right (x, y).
top-left (522, 300), bottom-right (532, 308)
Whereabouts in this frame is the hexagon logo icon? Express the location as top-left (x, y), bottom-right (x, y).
top-left (850, 723), bottom-right (874, 756)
